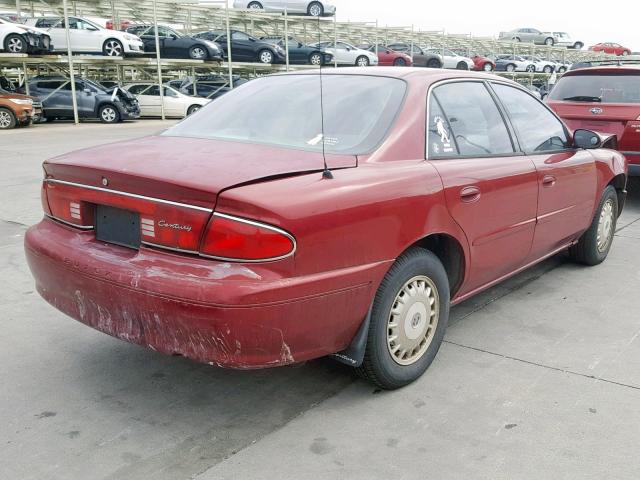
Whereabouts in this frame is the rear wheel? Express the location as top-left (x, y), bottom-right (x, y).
top-left (309, 52), bottom-right (323, 65)
top-left (456, 61), bottom-right (468, 70)
top-left (355, 55), bottom-right (370, 67)
top-left (258, 49), bottom-right (274, 64)
top-left (545, 37), bottom-right (555, 46)
top-left (393, 57), bottom-right (407, 66)
top-left (506, 63), bottom-right (516, 72)
top-left (483, 62), bottom-right (493, 71)
top-left (99, 104), bottom-right (120, 124)
top-left (4, 34), bottom-right (27, 53)
top-left (247, 1), bottom-right (263, 8)
top-left (622, 50), bottom-right (629, 56)
top-left (356, 247), bottom-right (450, 390)
top-left (0, 108), bottom-right (17, 129)
top-left (543, 65), bottom-right (553, 73)
top-left (189, 45), bottom-right (207, 59)
top-left (103, 39), bottom-right (124, 57)
top-left (526, 64), bottom-right (536, 72)
top-left (569, 186), bottom-right (618, 265)
top-left (186, 104), bottom-right (201, 116)
top-left (307, 1), bottom-right (324, 16)
top-left (426, 58), bottom-right (441, 68)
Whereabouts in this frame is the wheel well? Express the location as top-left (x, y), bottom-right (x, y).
top-left (608, 173), bottom-right (627, 216)
top-left (410, 233), bottom-right (465, 297)
top-left (103, 38), bottom-right (122, 47)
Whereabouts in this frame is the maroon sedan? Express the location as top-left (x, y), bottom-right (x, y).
top-left (25, 69), bottom-right (627, 389)
top-left (471, 54), bottom-right (495, 71)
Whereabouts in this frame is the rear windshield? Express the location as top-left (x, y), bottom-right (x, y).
top-left (163, 74), bottom-right (406, 155)
top-left (549, 73), bottom-right (640, 103)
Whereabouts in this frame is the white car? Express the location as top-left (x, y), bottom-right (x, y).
top-left (0, 16), bottom-right (52, 53)
top-left (495, 55), bottom-right (536, 72)
top-left (309, 41), bottom-right (378, 66)
top-left (125, 83), bottom-right (210, 118)
top-left (25, 16), bottom-right (144, 56)
top-left (544, 31), bottom-right (583, 50)
top-left (521, 55), bottom-right (556, 73)
top-left (233, 1), bottom-right (336, 16)
top-left (426, 48), bottom-right (474, 70)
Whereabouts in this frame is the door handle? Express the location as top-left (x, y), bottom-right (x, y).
top-left (460, 185), bottom-right (481, 203)
top-left (542, 175), bottom-right (556, 187)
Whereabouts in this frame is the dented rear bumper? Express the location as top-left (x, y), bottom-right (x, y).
top-left (25, 217), bottom-right (387, 368)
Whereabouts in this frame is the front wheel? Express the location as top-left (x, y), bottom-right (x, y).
top-left (393, 57), bottom-right (406, 66)
top-left (307, 1), bottom-right (324, 16)
top-left (526, 64), bottom-right (536, 73)
top-left (98, 104), bottom-right (120, 124)
top-left (4, 34), bottom-right (27, 53)
top-left (356, 247), bottom-right (450, 390)
top-left (426, 58), bottom-right (441, 68)
top-left (0, 108), bottom-right (17, 129)
top-left (103, 39), bottom-right (124, 57)
top-left (355, 55), bottom-right (370, 67)
top-left (506, 64), bottom-right (516, 72)
top-left (543, 65), bottom-right (553, 73)
top-left (483, 62), bottom-right (493, 71)
top-left (309, 52), bottom-right (323, 65)
top-left (545, 37), bottom-right (555, 46)
top-left (189, 45), bottom-right (207, 60)
top-left (258, 49), bottom-right (274, 64)
top-left (558, 66), bottom-right (567, 73)
top-left (186, 104), bottom-right (201, 116)
top-left (573, 42), bottom-right (584, 50)
top-left (456, 61), bottom-right (469, 70)
top-left (247, 1), bottom-right (263, 8)
top-left (569, 186), bottom-right (618, 265)
top-left (622, 50), bottom-right (629, 56)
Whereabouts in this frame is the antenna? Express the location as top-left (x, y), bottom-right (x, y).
top-left (317, 17), bottom-right (333, 179)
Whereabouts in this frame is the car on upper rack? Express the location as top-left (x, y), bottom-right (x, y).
top-left (194, 30), bottom-right (285, 64)
top-left (25, 16), bottom-right (143, 56)
top-left (521, 55), bottom-right (557, 73)
top-left (124, 24), bottom-right (222, 60)
top-left (24, 68), bottom-right (627, 391)
top-left (494, 54), bottom-right (536, 72)
top-left (425, 48), bottom-right (474, 70)
top-left (498, 28), bottom-right (558, 46)
top-left (124, 83), bottom-right (210, 118)
top-left (26, 76), bottom-right (140, 123)
top-left (0, 86), bottom-right (41, 129)
top-left (384, 43), bottom-right (442, 68)
top-left (308, 41), bottom-right (378, 66)
top-left (546, 64), bottom-right (640, 176)
top-left (232, 0), bottom-right (336, 16)
top-left (167, 75), bottom-right (251, 100)
top-left (589, 42), bottom-right (632, 56)
top-left (356, 45), bottom-right (413, 66)
top-left (469, 53), bottom-right (495, 71)
top-left (0, 15), bottom-right (53, 53)
top-left (260, 36), bottom-right (333, 65)
top-left (548, 32), bottom-right (583, 50)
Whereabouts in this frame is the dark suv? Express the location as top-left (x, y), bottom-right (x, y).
top-left (26, 76), bottom-right (140, 123)
top-left (194, 30), bottom-right (286, 64)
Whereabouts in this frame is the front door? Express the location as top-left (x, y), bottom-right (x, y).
top-left (427, 80), bottom-right (539, 294)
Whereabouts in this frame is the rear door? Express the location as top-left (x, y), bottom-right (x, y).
top-left (492, 82), bottom-right (598, 258)
top-left (427, 80), bottom-right (538, 294)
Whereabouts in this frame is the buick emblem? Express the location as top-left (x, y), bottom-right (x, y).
top-left (101, 177), bottom-right (109, 186)
top-left (590, 107), bottom-right (603, 115)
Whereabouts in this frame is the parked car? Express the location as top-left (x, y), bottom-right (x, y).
top-left (548, 32), bottom-right (583, 49)
top-left (425, 48), bottom-right (474, 70)
top-left (551, 58), bottom-right (571, 73)
top-left (260, 36), bottom-right (333, 65)
top-left (167, 75), bottom-right (251, 100)
top-left (27, 76), bottom-right (140, 123)
top-left (25, 16), bottom-right (143, 56)
top-left (385, 43), bottom-right (442, 68)
top-left (125, 24), bottom-right (222, 60)
top-left (546, 65), bottom-right (640, 176)
top-left (0, 16), bottom-right (52, 53)
top-left (194, 30), bottom-right (285, 64)
top-left (521, 55), bottom-right (556, 73)
top-left (589, 43), bottom-right (631, 56)
top-left (308, 41), bottom-right (378, 66)
top-left (0, 87), bottom-right (41, 128)
top-left (25, 69), bottom-right (626, 391)
top-left (232, 0), bottom-right (336, 16)
top-left (106, 19), bottom-right (133, 30)
top-left (125, 83), bottom-right (210, 118)
top-left (494, 54), bottom-right (536, 72)
top-left (499, 28), bottom-right (557, 46)
top-left (470, 54), bottom-right (495, 71)
top-left (356, 44), bottom-right (413, 66)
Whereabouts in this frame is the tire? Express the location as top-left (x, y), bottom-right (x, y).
top-left (426, 58), bottom-right (441, 68)
top-left (573, 42), bottom-right (583, 50)
top-left (4, 33), bottom-right (27, 53)
top-left (189, 45), bottom-right (207, 60)
top-left (103, 39), bottom-right (124, 57)
top-left (186, 104), bottom-right (201, 116)
top-left (558, 66), bottom-right (567, 73)
top-left (545, 37), bottom-right (554, 46)
top-left (307, 1), bottom-right (324, 16)
top-left (309, 52), bottom-right (323, 65)
top-left (258, 49), bottom-right (274, 64)
top-left (98, 104), bottom-right (120, 124)
top-left (356, 247), bottom-right (450, 390)
top-left (526, 64), bottom-right (536, 73)
top-left (569, 186), bottom-right (618, 266)
top-left (355, 55), bottom-right (370, 67)
top-left (393, 57), bottom-right (407, 66)
top-left (247, 1), bottom-right (263, 8)
top-left (622, 50), bottom-right (629, 56)
top-left (483, 62), bottom-right (493, 71)
top-left (0, 108), bottom-right (17, 129)
top-left (513, 37), bottom-right (521, 42)
top-left (456, 61), bottom-right (468, 70)
top-left (506, 64), bottom-right (516, 72)
top-left (543, 65), bottom-right (553, 73)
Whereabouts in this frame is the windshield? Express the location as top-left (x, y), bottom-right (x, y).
top-left (164, 74), bottom-right (407, 155)
top-left (549, 73), bottom-right (640, 104)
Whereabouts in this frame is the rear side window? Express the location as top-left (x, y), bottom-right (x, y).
top-left (429, 82), bottom-right (514, 157)
top-left (36, 18), bottom-right (57, 28)
top-left (493, 83), bottom-right (569, 153)
top-left (548, 73), bottom-right (640, 104)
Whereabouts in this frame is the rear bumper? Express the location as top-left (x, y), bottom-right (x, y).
top-left (25, 218), bottom-right (387, 368)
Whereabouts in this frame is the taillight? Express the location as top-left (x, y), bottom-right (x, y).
top-left (44, 181), bottom-right (94, 229)
top-left (200, 213), bottom-right (296, 262)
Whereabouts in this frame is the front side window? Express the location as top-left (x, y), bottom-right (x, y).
top-left (231, 31), bottom-right (250, 41)
top-left (493, 83), bottom-right (569, 153)
top-left (164, 74), bottom-right (406, 155)
top-left (428, 82), bottom-right (514, 157)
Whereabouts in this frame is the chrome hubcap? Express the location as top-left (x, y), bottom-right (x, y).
top-left (8, 37), bottom-right (23, 52)
top-left (260, 51), bottom-right (272, 63)
top-left (0, 111), bottom-right (11, 128)
top-left (102, 108), bottom-right (116, 122)
top-left (191, 47), bottom-right (205, 59)
top-left (387, 275), bottom-right (439, 366)
top-left (597, 199), bottom-right (615, 252)
top-left (310, 54), bottom-right (321, 65)
top-left (309, 4), bottom-right (321, 15)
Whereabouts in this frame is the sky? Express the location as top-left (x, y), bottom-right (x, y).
top-left (328, 0), bottom-right (638, 52)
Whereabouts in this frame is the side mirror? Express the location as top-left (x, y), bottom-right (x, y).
top-left (573, 129), bottom-right (602, 149)
top-left (83, 88), bottom-right (92, 95)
